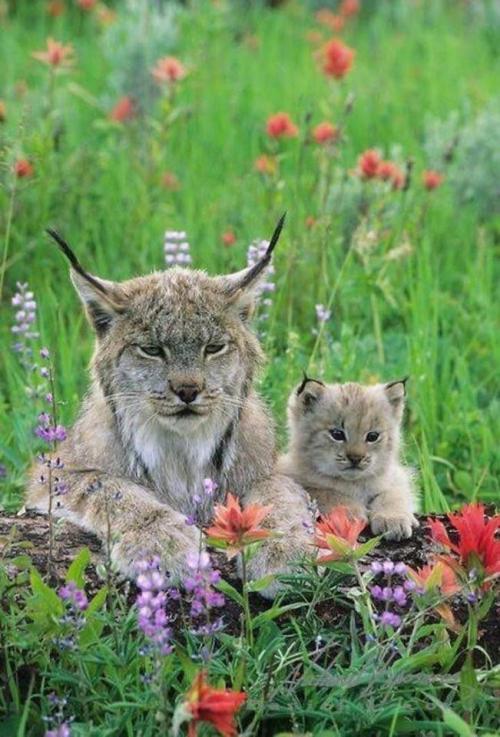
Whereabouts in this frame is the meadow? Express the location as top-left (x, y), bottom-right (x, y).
top-left (0, 0), bottom-right (499, 735)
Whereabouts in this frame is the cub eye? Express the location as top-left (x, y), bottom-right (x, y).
top-left (205, 343), bottom-right (226, 356)
top-left (138, 345), bottom-right (163, 358)
top-left (366, 431), bottom-right (380, 443)
top-left (329, 428), bottom-right (346, 442)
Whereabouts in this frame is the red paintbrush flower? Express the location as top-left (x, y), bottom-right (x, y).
top-left (205, 493), bottom-right (272, 558)
top-left (186, 671), bottom-right (246, 737)
top-left (408, 561), bottom-right (460, 596)
top-left (221, 230), bottom-right (237, 247)
top-left (358, 149), bottom-right (381, 179)
top-left (14, 159), bottom-right (34, 178)
top-left (377, 160), bottom-right (405, 189)
top-left (109, 96), bottom-right (135, 123)
top-left (314, 506), bottom-right (367, 563)
top-left (315, 9), bottom-right (345, 32)
top-left (254, 154), bottom-right (278, 175)
top-left (77, 0), bottom-right (97, 10)
top-left (46, 1), bottom-right (65, 16)
top-left (32, 38), bottom-right (74, 68)
top-left (339, 0), bottom-right (360, 18)
top-left (320, 38), bottom-right (355, 79)
top-left (428, 503), bottom-right (500, 580)
top-left (423, 170), bottom-right (444, 190)
top-left (313, 121), bottom-right (339, 144)
top-left (266, 112), bottom-right (299, 139)
top-left (151, 56), bottom-right (186, 84)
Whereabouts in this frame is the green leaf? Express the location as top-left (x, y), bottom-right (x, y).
top-left (66, 547), bottom-right (91, 588)
top-left (29, 568), bottom-right (63, 624)
top-left (459, 656), bottom-right (478, 713)
top-left (216, 579), bottom-right (244, 606)
top-left (442, 707), bottom-right (476, 737)
top-left (251, 602), bottom-right (306, 629)
top-left (352, 536), bottom-right (381, 559)
top-left (246, 574), bottom-right (276, 592)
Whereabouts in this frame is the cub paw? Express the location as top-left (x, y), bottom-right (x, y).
top-left (369, 512), bottom-right (418, 541)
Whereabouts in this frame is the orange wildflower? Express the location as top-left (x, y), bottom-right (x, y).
top-left (151, 56), bottom-right (186, 84)
top-left (358, 149), bottom-right (381, 179)
top-left (266, 112), bottom-right (299, 139)
top-left (340, 0), bottom-right (360, 18)
top-left (221, 230), bottom-right (237, 247)
top-left (313, 121), bottom-right (338, 144)
top-left (46, 1), bottom-right (65, 16)
top-left (32, 38), bottom-right (74, 68)
top-left (314, 506), bottom-right (367, 563)
top-left (423, 170), bottom-right (444, 190)
top-left (109, 96), bottom-right (135, 123)
top-left (14, 159), bottom-right (34, 178)
top-left (186, 671), bottom-right (246, 737)
top-left (315, 9), bottom-right (345, 32)
top-left (205, 493), bottom-right (272, 558)
top-left (161, 171), bottom-right (180, 191)
top-left (320, 38), bottom-right (355, 79)
top-left (77, 0), bottom-right (97, 9)
top-left (408, 561), bottom-right (460, 597)
top-left (254, 154), bottom-right (278, 175)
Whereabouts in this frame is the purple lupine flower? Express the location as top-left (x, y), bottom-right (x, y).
top-left (394, 562), bottom-right (407, 575)
top-left (370, 561), bottom-right (383, 575)
top-left (203, 478), bottom-right (218, 496)
top-left (164, 230), bottom-right (192, 266)
top-left (183, 550), bottom-right (225, 631)
top-left (315, 304), bottom-right (331, 323)
top-left (247, 239), bottom-right (275, 321)
top-left (392, 585), bottom-right (407, 607)
top-left (11, 282), bottom-right (39, 349)
top-left (0, 464), bottom-right (6, 480)
top-left (382, 560), bottom-right (395, 575)
top-left (58, 581), bottom-right (88, 611)
top-left (136, 557), bottom-right (176, 656)
top-left (45, 723), bottom-right (71, 737)
top-left (379, 611), bottom-right (401, 628)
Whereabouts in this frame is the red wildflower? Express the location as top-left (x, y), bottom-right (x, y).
top-left (423, 170), bottom-right (444, 190)
top-left (46, 1), bottom-right (65, 16)
top-left (358, 149), bottom-right (381, 179)
top-left (14, 159), bottom-right (34, 178)
top-left (254, 154), bottom-right (278, 175)
top-left (266, 112), bottom-right (299, 139)
top-left (377, 160), bottom-right (405, 189)
top-left (109, 96), bottom-right (135, 123)
top-left (186, 671), bottom-right (246, 737)
top-left (77, 0), bottom-right (97, 9)
top-left (339, 0), bottom-right (360, 18)
top-left (428, 503), bottom-right (500, 580)
top-left (205, 493), bottom-right (272, 558)
top-left (408, 561), bottom-right (460, 597)
top-left (161, 171), bottom-right (180, 191)
top-left (32, 38), bottom-right (74, 68)
top-left (221, 230), bottom-right (237, 247)
top-left (314, 506), bottom-right (366, 563)
top-left (305, 215), bottom-right (317, 228)
top-left (320, 38), bottom-right (355, 79)
top-left (151, 56), bottom-right (186, 84)
top-left (313, 121), bottom-right (338, 144)
top-left (315, 9), bottom-right (345, 32)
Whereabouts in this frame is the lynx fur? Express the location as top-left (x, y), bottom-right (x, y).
top-left (26, 220), bottom-right (312, 597)
top-left (278, 378), bottom-right (418, 540)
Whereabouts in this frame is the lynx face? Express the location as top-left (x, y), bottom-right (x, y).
top-left (288, 379), bottom-right (406, 481)
top-left (51, 216), bottom-right (285, 440)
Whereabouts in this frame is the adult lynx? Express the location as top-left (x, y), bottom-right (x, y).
top-left (27, 217), bottom-right (312, 596)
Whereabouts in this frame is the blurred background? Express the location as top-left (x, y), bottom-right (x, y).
top-left (0, 0), bottom-right (499, 513)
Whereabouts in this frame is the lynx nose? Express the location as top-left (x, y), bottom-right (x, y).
top-left (347, 453), bottom-right (364, 466)
top-left (173, 384), bottom-right (200, 405)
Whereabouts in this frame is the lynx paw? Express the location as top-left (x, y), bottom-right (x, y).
top-left (110, 513), bottom-right (201, 581)
top-left (243, 530), bottom-right (312, 600)
top-left (370, 511), bottom-right (418, 541)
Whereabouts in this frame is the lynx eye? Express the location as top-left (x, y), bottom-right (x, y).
top-left (329, 428), bottom-right (346, 442)
top-left (137, 345), bottom-right (163, 358)
top-left (366, 431), bottom-right (380, 443)
top-left (205, 343), bottom-right (227, 356)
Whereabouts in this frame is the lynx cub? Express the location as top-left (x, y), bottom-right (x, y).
top-left (278, 377), bottom-right (418, 540)
top-left (26, 217), bottom-right (313, 597)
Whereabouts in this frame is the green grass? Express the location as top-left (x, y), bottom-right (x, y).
top-left (0, 1), bottom-right (499, 734)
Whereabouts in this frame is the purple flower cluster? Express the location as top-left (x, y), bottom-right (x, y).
top-left (164, 230), bottom-right (192, 266)
top-left (59, 581), bottom-right (88, 611)
top-left (11, 281), bottom-right (39, 353)
top-left (54, 582), bottom-right (88, 650)
top-left (186, 477), bottom-right (219, 527)
top-left (36, 413), bottom-right (68, 444)
top-left (370, 560), bottom-right (413, 630)
top-left (44, 693), bottom-right (71, 737)
top-left (247, 239), bottom-right (275, 320)
top-left (184, 551), bottom-right (225, 635)
top-left (136, 557), bottom-right (178, 656)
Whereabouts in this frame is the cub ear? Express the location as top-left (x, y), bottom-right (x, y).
top-left (46, 229), bottom-right (126, 336)
top-left (384, 378), bottom-right (408, 418)
top-left (295, 374), bottom-right (326, 410)
top-left (218, 213), bottom-right (286, 321)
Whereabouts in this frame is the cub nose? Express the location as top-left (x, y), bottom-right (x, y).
top-left (347, 453), bottom-right (364, 466)
top-left (174, 384), bottom-right (200, 404)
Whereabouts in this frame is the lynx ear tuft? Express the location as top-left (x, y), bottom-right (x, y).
top-left (384, 378), bottom-right (408, 417)
top-left (296, 374), bottom-right (325, 410)
top-left (46, 228), bottom-right (125, 335)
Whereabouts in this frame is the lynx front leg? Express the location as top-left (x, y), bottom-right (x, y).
top-left (368, 469), bottom-right (418, 541)
top-left (26, 470), bottom-right (201, 580)
top-left (241, 474), bottom-right (314, 599)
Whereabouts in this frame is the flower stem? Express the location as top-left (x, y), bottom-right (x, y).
top-left (240, 551), bottom-right (254, 649)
